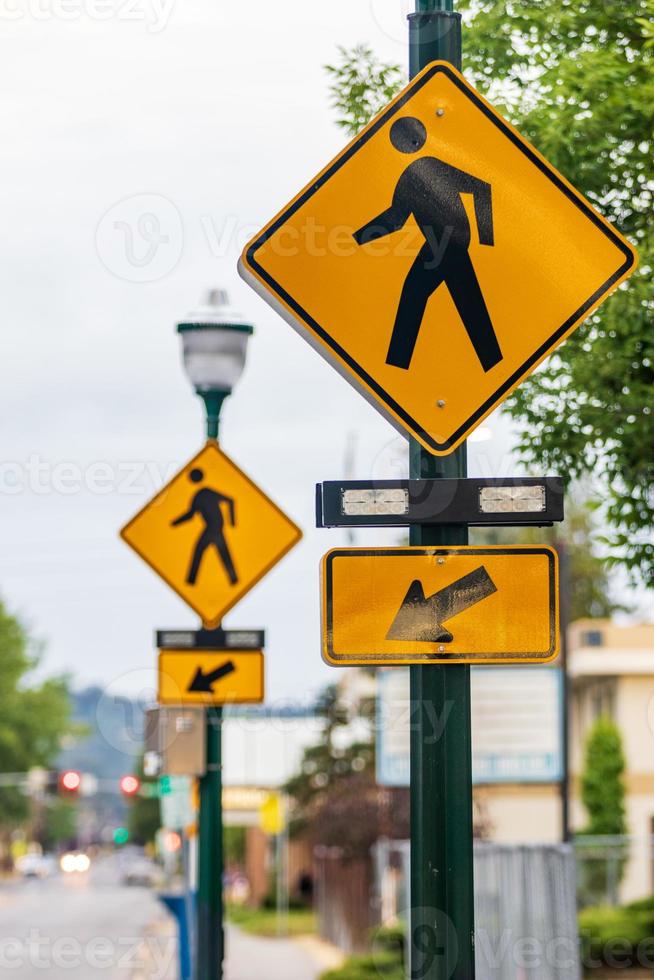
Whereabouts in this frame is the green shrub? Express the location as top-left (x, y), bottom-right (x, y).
top-left (579, 904), bottom-right (653, 968)
top-left (321, 951), bottom-right (404, 980)
top-left (625, 895), bottom-right (654, 914)
top-left (372, 924), bottom-right (405, 960)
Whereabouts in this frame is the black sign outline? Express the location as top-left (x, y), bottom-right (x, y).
top-left (243, 63), bottom-right (636, 454)
top-left (322, 546), bottom-right (557, 664)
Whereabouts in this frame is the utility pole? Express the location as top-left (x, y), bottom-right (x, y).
top-left (407, 3), bottom-right (475, 979)
top-left (196, 401), bottom-right (227, 980)
top-left (175, 290), bottom-right (254, 980)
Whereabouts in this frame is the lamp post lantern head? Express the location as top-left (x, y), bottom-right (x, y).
top-left (176, 289), bottom-right (254, 439)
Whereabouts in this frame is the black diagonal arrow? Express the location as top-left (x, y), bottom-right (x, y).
top-left (188, 660), bottom-right (236, 693)
top-left (386, 566), bottom-right (498, 643)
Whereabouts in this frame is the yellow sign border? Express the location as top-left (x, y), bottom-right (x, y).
top-left (158, 649), bottom-right (265, 706)
top-left (120, 440), bottom-right (302, 628)
top-left (240, 61), bottom-right (637, 456)
top-left (321, 545), bottom-right (559, 666)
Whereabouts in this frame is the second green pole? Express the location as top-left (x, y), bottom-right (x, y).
top-left (407, 2), bottom-right (476, 979)
top-left (196, 395), bottom-right (228, 980)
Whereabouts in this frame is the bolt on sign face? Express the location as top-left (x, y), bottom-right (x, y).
top-left (321, 546), bottom-right (559, 666)
top-left (158, 651), bottom-right (264, 706)
top-left (120, 442), bottom-right (302, 628)
top-left (239, 62), bottom-right (637, 456)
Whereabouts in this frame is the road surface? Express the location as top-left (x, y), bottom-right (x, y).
top-left (0, 857), bottom-right (330, 980)
top-left (0, 856), bottom-right (172, 979)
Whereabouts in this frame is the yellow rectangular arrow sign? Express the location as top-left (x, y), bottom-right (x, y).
top-left (321, 546), bottom-right (558, 666)
top-left (158, 650), bottom-right (265, 706)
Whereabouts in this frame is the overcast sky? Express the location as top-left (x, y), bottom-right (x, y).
top-left (0, 1), bottom-right (645, 706)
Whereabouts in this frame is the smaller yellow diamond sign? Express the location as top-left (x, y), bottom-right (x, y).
top-left (121, 441), bottom-right (302, 627)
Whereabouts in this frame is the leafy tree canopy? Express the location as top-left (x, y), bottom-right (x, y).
top-left (474, 493), bottom-right (628, 621)
top-left (325, 3), bottom-right (654, 584)
top-left (0, 602), bottom-right (72, 826)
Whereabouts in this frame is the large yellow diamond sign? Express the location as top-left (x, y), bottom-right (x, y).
top-left (121, 442), bottom-right (302, 627)
top-left (321, 546), bottom-right (559, 666)
top-left (240, 61), bottom-right (637, 455)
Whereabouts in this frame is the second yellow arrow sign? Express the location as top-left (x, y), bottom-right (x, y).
top-left (158, 650), bottom-right (265, 706)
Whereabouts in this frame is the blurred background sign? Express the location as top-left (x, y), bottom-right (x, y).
top-left (377, 667), bottom-right (563, 787)
top-left (259, 792), bottom-right (285, 835)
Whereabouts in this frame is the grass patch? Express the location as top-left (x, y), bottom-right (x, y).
top-left (227, 903), bottom-right (317, 938)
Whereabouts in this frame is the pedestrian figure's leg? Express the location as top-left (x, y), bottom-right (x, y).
top-left (215, 534), bottom-right (238, 585)
top-left (444, 250), bottom-right (502, 372)
top-left (386, 243), bottom-right (445, 370)
top-left (187, 531), bottom-right (211, 585)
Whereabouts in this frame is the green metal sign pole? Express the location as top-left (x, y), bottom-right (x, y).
top-left (408, 3), bottom-right (475, 979)
top-left (196, 396), bottom-right (227, 980)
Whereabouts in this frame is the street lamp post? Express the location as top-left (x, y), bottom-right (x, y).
top-left (176, 288), bottom-right (253, 980)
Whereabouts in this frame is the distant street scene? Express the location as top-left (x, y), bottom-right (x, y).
top-left (0, 1), bottom-right (651, 979)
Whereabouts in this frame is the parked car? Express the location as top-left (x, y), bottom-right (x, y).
top-left (122, 857), bottom-right (159, 887)
top-left (15, 853), bottom-right (56, 879)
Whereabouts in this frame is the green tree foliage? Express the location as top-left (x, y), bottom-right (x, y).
top-left (284, 685), bottom-right (375, 825)
top-left (225, 825), bottom-right (246, 866)
top-left (581, 717), bottom-right (627, 836)
top-left (325, 4), bottom-right (654, 584)
top-left (127, 759), bottom-right (160, 846)
top-left (0, 602), bottom-right (71, 827)
top-left (283, 685), bottom-right (410, 859)
top-left (325, 45), bottom-right (403, 137)
top-left (42, 800), bottom-right (77, 851)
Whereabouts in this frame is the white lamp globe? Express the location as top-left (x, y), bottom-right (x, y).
top-left (176, 289), bottom-right (254, 394)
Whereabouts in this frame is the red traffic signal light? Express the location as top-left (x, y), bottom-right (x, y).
top-left (59, 770), bottom-right (82, 794)
top-left (120, 775), bottom-right (140, 797)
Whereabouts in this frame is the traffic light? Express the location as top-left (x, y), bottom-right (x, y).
top-left (59, 770), bottom-right (82, 795)
top-left (119, 774), bottom-right (140, 798)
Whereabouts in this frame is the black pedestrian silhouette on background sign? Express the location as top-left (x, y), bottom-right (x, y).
top-left (172, 468), bottom-right (238, 586)
top-left (353, 116), bottom-right (503, 373)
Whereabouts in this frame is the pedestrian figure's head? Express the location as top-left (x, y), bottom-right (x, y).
top-left (390, 116), bottom-right (427, 154)
top-left (189, 468), bottom-right (204, 484)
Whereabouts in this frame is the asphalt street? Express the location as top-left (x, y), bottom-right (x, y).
top-left (0, 859), bottom-right (329, 980)
top-left (0, 856), bottom-right (171, 979)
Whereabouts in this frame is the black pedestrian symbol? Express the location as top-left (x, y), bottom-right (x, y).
top-left (171, 468), bottom-right (238, 587)
top-left (353, 116), bottom-right (503, 373)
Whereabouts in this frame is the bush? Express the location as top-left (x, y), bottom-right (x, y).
top-left (579, 904), bottom-right (654, 969)
top-left (321, 951), bottom-right (404, 980)
top-left (372, 924), bottom-right (405, 960)
top-left (624, 895), bottom-right (654, 935)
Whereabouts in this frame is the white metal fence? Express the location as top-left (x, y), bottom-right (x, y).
top-left (372, 840), bottom-right (581, 979)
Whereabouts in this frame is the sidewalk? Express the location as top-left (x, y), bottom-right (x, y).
top-left (225, 924), bottom-right (342, 980)
top-left (133, 918), bottom-right (344, 980)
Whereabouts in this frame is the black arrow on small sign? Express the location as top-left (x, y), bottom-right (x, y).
top-left (188, 660), bottom-right (236, 693)
top-left (386, 565), bottom-right (498, 643)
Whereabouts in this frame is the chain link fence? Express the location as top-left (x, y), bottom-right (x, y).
top-left (371, 839), bottom-right (581, 979)
top-left (574, 834), bottom-right (654, 909)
